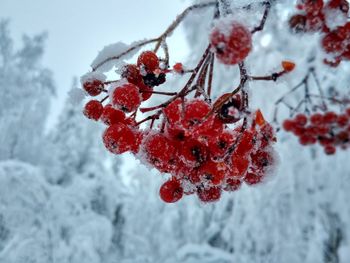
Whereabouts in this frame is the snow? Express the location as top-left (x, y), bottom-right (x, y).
top-left (2, 1), bottom-right (350, 263)
top-left (91, 40), bottom-right (148, 72)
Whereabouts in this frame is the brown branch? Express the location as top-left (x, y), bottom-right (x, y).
top-left (154, 1), bottom-right (216, 52)
top-left (251, 1), bottom-right (271, 34)
top-left (92, 38), bottom-right (159, 71)
top-left (140, 45), bottom-right (212, 113)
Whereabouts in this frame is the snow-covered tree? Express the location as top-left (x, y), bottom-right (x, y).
top-left (0, 20), bottom-right (55, 165)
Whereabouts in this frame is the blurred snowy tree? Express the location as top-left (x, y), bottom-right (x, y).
top-left (0, 21), bottom-right (126, 263)
top-left (0, 20), bottom-right (55, 165)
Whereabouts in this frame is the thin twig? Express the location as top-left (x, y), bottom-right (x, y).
top-left (251, 1), bottom-right (271, 34)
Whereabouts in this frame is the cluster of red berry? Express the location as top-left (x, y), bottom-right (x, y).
top-left (283, 109), bottom-right (350, 155)
top-left (80, 13), bottom-right (276, 203)
top-left (289, 0), bottom-right (350, 66)
top-left (143, 102), bottom-right (276, 203)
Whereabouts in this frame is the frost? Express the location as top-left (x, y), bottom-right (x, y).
top-left (80, 71), bottom-right (106, 84)
top-left (324, 8), bottom-right (347, 30)
top-left (91, 40), bottom-right (147, 72)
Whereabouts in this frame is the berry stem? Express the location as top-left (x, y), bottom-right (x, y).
top-left (249, 70), bottom-right (286, 81)
top-left (207, 54), bottom-right (215, 100)
top-left (140, 45), bottom-right (212, 113)
top-left (100, 95), bottom-right (109, 104)
top-left (141, 90), bottom-right (178, 96)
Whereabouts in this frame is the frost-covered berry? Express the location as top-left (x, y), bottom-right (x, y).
top-left (197, 186), bottom-right (221, 203)
top-left (137, 51), bottom-right (159, 72)
top-left (163, 98), bottom-right (184, 125)
top-left (159, 179), bottom-right (183, 203)
top-left (197, 161), bottom-right (227, 185)
top-left (100, 104), bottom-right (126, 125)
top-left (180, 139), bottom-right (208, 167)
top-left (289, 14), bottom-right (307, 33)
top-left (244, 172), bottom-right (264, 185)
top-left (182, 99), bottom-right (211, 129)
top-left (112, 83), bottom-right (141, 112)
top-left (103, 123), bottom-right (139, 154)
top-left (143, 133), bottom-right (177, 172)
top-left (121, 64), bottom-right (143, 86)
top-left (210, 20), bottom-right (252, 65)
top-left (224, 178), bottom-right (242, 192)
top-left (83, 79), bottom-right (104, 96)
top-left (83, 100), bottom-right (103, 121)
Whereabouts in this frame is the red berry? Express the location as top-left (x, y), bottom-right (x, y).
top-left (83, 100), bottom-right (103, 121)
top-left (310, 113), bottom-right (324, 125)
top-left (303, 0), bottom-right (324, 15)
top-left (230, 155), bottom-right (249, 178)
top-left (173, 63), bottom-right (184, 74)
top-left (180, 139), bottom-right (208, 167)
top-left (100, 104), bottom-right (126, 125)
top-left (209, 131), bottom-right (235, 160)
top-left (323, 111), bottom-right (337, 123)
top-left (112, 83), bottom-right (141, 112)
top-left (197, 161), bottom-right (227, 185)
top-left (143, 133), bottom-right (177, 172)
top-left (251, 150), bottom-right (274, 172)
top-left (322, 32), bottom-right (345, 54)
top-left (121, 64), bottom-right (143, 86)
top-left (163, 98), bottom-right (184, 125)
top-left (137, 51), bottom-right (159, 72)
top-left (244, 172), bottom-right (264, 185)
top-left (295, 113), bottom-right (308, 126)
top-left (224, 178), bottom-right (242, 192)
top-left (289, 14), bottom-right (307, 33)
top-left (346, 108), bottom-right (350, 116)
top-left (324, 145), bottom-right (336, 155)
top-left (299, 135), bottom-right (316, 145)
top-left (197, 186), bottom-right (221, 203)
top-left (159, 179), bottom-right (183, 203)
top-left (283, 119), bottom-right (295, 132)
top-left (182, 99), bottom-right (211, 129)
top-left (234, 130), bottom-right (254, 156)
top-left (337, 114), bottom-right (349, 127)
top-left (210, 20), bottom-right (252, 65)
top-left (103, 123), bottom-right (139, 154)
top-left (83, 79), bottom-right (103, 96)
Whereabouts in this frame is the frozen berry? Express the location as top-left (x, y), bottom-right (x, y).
top-left (83, 79), bottom-right (103, 96)
top-left (100, 104), bottom-right (126, 125)
top-left (121, 64), bottom-right (143, 86)
top-left (137, 51), bottom-right (159, 72)
top-left (197, 186), bottom-right (221, 202)
top-left (210, 20), bottom-right (252, 65)
top-left (112, 83), bottom-right (141, 112)
top-left (159, 179), bottom-right (183, 203)
top-left (103, 123), bottom-right (139, 154)
top-left (83, 100), bottom-right (103, 121)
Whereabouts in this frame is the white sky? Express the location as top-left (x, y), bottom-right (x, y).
top-left (0, 0), bottom-right (191, 128)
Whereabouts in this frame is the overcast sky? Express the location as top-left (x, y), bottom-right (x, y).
top-left (0, 0), bottom-right (191, 128)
